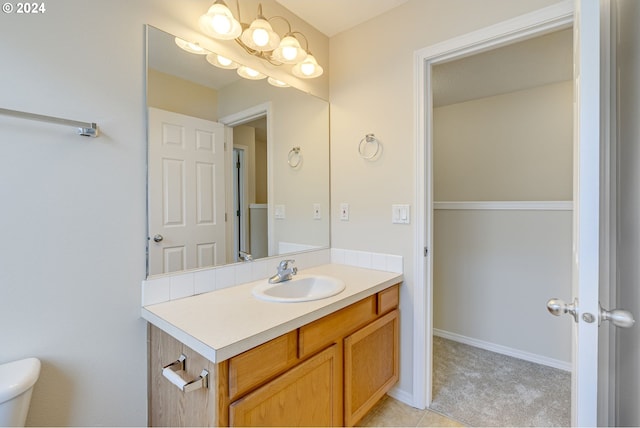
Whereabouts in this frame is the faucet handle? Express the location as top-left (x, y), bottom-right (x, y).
top-left (278, 259), bottom-right (296, 270)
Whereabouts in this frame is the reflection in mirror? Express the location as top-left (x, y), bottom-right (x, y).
top-left (146, 25), bottom-right (330, 277)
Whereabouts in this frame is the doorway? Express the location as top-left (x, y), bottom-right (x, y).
top-left (411, 0), bottom-right (576, 417)
top-left (220, 103), bottom-right (272, 262)
top-left (428, 29), bottom-right (573, 426)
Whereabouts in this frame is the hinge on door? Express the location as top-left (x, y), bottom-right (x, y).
top-left (224, 142), bottom-right (227, 151)
top-left (224, 213), bottom-right (227, 222)
top-left (424, 247), bottom-right (429, 257)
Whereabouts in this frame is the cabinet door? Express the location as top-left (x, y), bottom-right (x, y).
top-left (344, 309), bottom-right (399, 426)
top-left (229, 345), bottom-right (340, 427)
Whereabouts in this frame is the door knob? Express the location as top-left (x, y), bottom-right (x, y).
top-left (547, 298), bottom-right (578, 322)
top-left (600, 305), bottom-right (635, 328)
top-left (153, 234), bottom-right (164, 243)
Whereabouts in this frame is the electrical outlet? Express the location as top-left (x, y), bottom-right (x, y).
top-left (313, 203), bottom-right (321, 219)
top-left (275, 204), bottom-right (286, 219)
top-left (340, 203), bottom-right (349, 221)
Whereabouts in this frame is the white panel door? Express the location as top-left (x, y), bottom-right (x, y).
top-left (148, 108), bottom-right (226, 275)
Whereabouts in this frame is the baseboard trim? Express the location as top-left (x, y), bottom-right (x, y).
top-left (387, 386), bottom-right (416, 408)
top-left (433, 329), bottom-right (571, 372)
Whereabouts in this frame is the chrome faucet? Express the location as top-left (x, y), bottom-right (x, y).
top-left (239, 251), bottom-right (253, 262)
top-left (268, 259), bottom-right (297, 284)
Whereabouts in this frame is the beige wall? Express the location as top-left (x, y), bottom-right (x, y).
top-left (0, 1), bottom-right (328, 425)
top-left (147, 68), bottom-right (218, 121)
top-left (329, 0), bottom-right (566, 397)
top-left (219, 79), bottom-right (331, 251)
top-left (434, 81), bottom-right (573, 201)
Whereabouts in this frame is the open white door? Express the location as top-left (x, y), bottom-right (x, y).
top-left (148, 108), bottom-right (226, 275)
top-left (570, 1), bottom-right (601, 425)
top-left (547, 1), bottom-right (634, 425)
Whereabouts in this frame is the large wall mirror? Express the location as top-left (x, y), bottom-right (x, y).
top-left (146, 25), bottom-right (330, 277)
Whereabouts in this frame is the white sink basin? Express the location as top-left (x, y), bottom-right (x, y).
top-left (252, 274), bottom-right (346, 303)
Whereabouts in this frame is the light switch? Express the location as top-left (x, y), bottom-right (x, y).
top-left (340, 203), bottom-right (349, 221)
top-left (392, 204), bottom-right (410, 224)
top-left (313, 203), bottom-right (321, 220)
top-left (275, 204), bottom-right (286, 219)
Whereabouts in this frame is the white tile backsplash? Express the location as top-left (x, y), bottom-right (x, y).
top-left (215, 265), bottom-right (236, 290)
top-left (170, 273), bottom-right (194, 300)
top-left (141, 248), bottom-right (401, 306)
top-left (141, 277), bottom-right (170, 306)
top-left (331, 248), bottom-right (403, 274)
top-left (194, 269), bottom-right (216, 295)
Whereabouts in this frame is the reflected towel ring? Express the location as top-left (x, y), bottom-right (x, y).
top-left (288, 146), bottom-right (302, 168)
top-left (358, 133), bottom-right (381, 160)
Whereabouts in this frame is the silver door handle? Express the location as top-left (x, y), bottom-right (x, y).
top-left (153, 234), bottom-right (163, 243)
top-left (547, 298), bottom-right (578, 322)
top-left (600, 305), bottom-right (635, 328)
top-left (547, 298), bottom-right (635, 328)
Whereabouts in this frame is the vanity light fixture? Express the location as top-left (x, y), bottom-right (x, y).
top-left (206, 52), bottom-right (238, 70)
top-left (199, 0), bottom-right (323, 80)
top-left (174, 37), bottom-right (208, 55)
top-left (237, 65), bottom-right (266, 80)
top-left (267, 77), bottom-right (290, 87)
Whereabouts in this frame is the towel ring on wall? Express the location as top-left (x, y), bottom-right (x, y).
top-left (358, 133), bottom-right (381, 160)
top-left (288, 146), bottom-right (302, 168)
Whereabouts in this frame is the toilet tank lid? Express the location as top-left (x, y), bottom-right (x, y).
top-left (0, 358), bottom-right (41, 404)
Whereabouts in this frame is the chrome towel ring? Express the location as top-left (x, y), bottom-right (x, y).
top-left (358, 133), bottom-right (381, 160)
top-left (288, 146), bottom-right (302, 168)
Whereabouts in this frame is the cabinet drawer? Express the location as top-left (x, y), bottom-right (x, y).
top-left (377, 284), bottom-right (399, 314)
top-left (299, 296), bottom-right (376, 358)
top-left (228, 331), bottom-right (298, 400)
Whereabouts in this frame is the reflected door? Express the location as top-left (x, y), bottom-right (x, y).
top-left (148, 107), bottom-right (226, 275)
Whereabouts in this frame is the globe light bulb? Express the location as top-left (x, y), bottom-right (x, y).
top-left (301, 62), bottom-right (315, 76)
top-left (252, 28), bottom-right (269, 47)
top-left (245, 67), bottom-right (259, 77)
top-left (211, 14), bottom-right (232, 34)
top-left (282, 46), bottom-right (298, 61)
top-left (217, 55), bottom-right (232, 66)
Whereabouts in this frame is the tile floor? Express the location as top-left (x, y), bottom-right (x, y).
top-left (357, 395), bottom-right (465, 427)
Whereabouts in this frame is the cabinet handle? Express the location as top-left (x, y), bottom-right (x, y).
top-left (162, 354), bottom-right (209, 392)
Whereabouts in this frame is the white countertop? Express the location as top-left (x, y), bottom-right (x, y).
top-left (142, 264), bottom-right (402, 363)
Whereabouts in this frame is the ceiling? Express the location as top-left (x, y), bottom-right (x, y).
top-left (433, 28), bottom-right (573, 107)
top-left (274, 0), bottom-right (409, 37)
top-left (148, 5), bottom-right (572, 109)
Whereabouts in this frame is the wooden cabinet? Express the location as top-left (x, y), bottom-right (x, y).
top-left (344, 310), bottom-right (399, 426)
top-left (229, 345), bottom-right (340, 427)
top-left (148, 324), bottom-right (224, 427)
top-left (148, 283), bottom-right (400, 427)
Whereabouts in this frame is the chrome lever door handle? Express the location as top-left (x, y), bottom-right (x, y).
top-left (547, 298), bottom-right (578, 323)
top-left (600, 305), bottom-right (635, 328)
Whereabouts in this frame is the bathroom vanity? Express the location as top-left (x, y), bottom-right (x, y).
top-left (143, 264), bottom-right (401, 427)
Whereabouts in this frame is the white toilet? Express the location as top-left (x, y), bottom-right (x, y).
top-left (0, 358), bottom-right (41, 427)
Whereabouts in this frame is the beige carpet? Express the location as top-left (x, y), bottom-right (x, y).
top-left (431, 336), bottom-right (571, 427)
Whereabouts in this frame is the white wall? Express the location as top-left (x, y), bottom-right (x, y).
top-left (434, 208), bottom-right (573, 365)
top-left (329, 0), bottom-right (566, 400)
top-left (0, 1), bottom-right (328, 425)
